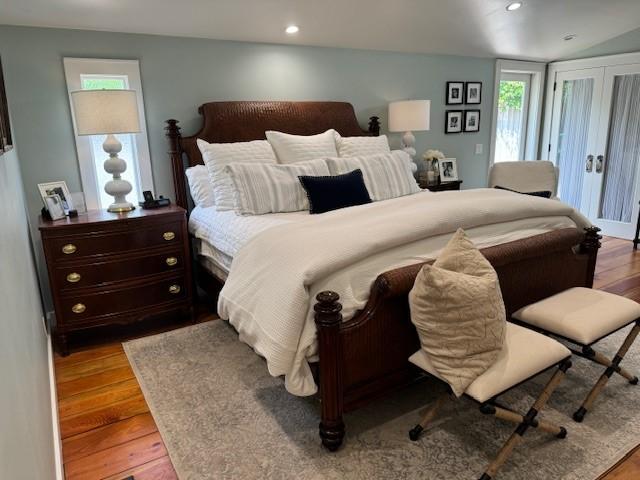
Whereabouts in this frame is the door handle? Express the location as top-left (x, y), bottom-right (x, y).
top-left (586, 155), bottom-right (594, 172)
top-left (596, 155), bottom-right (604, 173)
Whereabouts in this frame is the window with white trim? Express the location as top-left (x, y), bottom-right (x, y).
top-left (64, 58), bottom-right (153, 210)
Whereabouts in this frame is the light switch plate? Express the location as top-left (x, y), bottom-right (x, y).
top-left (475, 144), bottom-right (483, 155)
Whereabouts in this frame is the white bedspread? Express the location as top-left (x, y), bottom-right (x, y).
top-left (217, 189), bottom-right (590, 396)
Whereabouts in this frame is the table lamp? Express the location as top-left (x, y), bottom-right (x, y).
top-left (70, 89), bottom-right (141, 213)
top-left (388, 100), bottom-right (431, 170)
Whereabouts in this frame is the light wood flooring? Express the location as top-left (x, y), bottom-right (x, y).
top-left (54, 236), bottom-right (640, 479)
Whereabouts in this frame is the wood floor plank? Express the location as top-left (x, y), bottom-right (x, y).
top-left (57, 365), bottom-right (135, 400)
top-left (55, 343), bottom-right (124, 368)
top-left (59, 378), bottom-right (141, 419)
top-left (56, 353), bottom-right (131, 384)
top-left (63, 413), bottom-right (157, 464)
top-left (102, 455), bottom-right (178, 480)
top-left (61, 393), bottom-right (149, 439)
top-left (64, 432), bottom-right (166, 480)
top-left (601, 445), bottom-right (640, 479)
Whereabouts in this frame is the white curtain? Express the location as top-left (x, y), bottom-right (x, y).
top-left (556, 78), bottom-right (594, 210)
top-left (600, 74), bottom-right (640, 223)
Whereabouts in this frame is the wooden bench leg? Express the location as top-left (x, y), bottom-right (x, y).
top-left (582, 345), bottom-right (639, 384)
top-left (479, 359), bottom-right (571, 480)
top-left (574, 322), bottom-right (640, 422)
top-left (409, 391), bottom-right (451, 441)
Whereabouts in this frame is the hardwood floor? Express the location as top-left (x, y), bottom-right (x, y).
top-left (53, 237), bottom-right (640, 479)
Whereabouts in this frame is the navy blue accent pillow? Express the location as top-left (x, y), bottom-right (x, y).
top-left (494, 185), bottom-right (552, 198)
top-left (298, 169), bottom-right (372, 214)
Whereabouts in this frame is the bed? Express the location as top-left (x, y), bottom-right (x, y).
top-left (165, 101), bottom-right (601, 451)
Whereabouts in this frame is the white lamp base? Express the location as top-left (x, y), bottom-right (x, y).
top-left (103, 134), bottom-right (135, 213)
top-left (401, 131), bottom-right (418, 173)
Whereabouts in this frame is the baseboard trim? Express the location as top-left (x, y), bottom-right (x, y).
top-left (47, 324), bottom-right (64, 480)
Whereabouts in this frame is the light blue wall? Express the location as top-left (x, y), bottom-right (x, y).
top-left (0, 25), bottom-right (494, 307)
top-left (560, 27), bottom-right (640, 60)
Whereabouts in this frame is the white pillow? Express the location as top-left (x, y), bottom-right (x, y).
top-left (226, 159), bottom-right (329, 215)
top-left (265, 129), bottom-right (338, 164)
top-left (326, 151), bottom-right (420, 201)
top-left (185, 165), bottom-right (215, 207)
top-left (335, 133), bottom-right (391, 157)
top-left (197, 138), bottom-right (277, 211)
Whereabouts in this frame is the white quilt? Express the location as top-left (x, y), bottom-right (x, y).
top-left (217, 189), bottom-right (590, 396)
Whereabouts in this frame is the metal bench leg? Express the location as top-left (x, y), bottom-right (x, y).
top-left (574, 322), bottom-right (640, 422)
top-left (479, 359), bottom-right (571, 480)
top-left (409, 391), bottom-right (450, 441)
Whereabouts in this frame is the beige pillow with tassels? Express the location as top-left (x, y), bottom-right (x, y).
top-left (409, 228), bottom-right (506, 397)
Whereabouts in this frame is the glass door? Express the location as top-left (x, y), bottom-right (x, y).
top-left (589, 65), bottom-right (640, 239)
top-left (494, 73), bottom-right (531, 162)
top-left (549, 68), bottom-right (604, 213)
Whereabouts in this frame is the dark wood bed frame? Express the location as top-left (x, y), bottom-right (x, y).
top-left (165, 101), bottom-right (601, 451)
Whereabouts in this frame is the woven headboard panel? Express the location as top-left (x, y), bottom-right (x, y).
top-left (166, 101), bottom-right (380, 209)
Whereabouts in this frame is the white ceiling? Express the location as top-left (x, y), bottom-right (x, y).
top-left (3, 0), bottom-right (640, 61)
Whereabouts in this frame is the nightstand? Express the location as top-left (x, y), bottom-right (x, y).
top-left (39, 206), bottom-right (193, 355)
top-left (420, 179), bottom-right (463, 191)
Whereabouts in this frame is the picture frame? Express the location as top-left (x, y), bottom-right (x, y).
top-left (445, 110), bottom-right (463, 134)
top-left (446, 81), bottom-right (464, 105)
top-left (44, 194), bottom-right (67, 221)
top-left (464, 109), bottom-right (481, 132)
top-left (38, 181), bottom-right (74, 214)
top-left (465, 82), bottom-right (482, 104)
top-left (438, 158), bottom-right (459, 182)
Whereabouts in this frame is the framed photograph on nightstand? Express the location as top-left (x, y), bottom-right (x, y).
top-left (445, 110), bottom-right (463, 134)
top-left (464, 110), bottom-right (481, 132)
top-left (438, 158), bottom-right (459, 181)
top-left (38, 181), bottom-right (74, 214)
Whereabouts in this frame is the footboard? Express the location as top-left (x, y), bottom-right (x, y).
top-left (313, 226), bottom-right (601, 450)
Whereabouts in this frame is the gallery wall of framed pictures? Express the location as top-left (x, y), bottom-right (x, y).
top-left (0, 56), bottom-right (12, 154)
top-left (445, 81), bottom-right (481, 134)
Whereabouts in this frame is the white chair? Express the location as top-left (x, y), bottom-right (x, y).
top-left (488, 161), bottom-right (558, 198)
top-left (513, 287), bottom-right (640, 422)
top-left (409, 322), bottom-right (572, 480)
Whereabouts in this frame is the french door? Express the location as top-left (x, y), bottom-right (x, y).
top-left (548, 60), bottom-right (640, 239)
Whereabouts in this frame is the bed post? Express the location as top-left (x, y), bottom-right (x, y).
top-left (368, 116), bottom-right (380, 136)
top-left (165, 119), bottom-right (188, 210)
top-left (580, 226), bottom-right (602, 288)
top-left (314, 291), bottom-right (345, 451)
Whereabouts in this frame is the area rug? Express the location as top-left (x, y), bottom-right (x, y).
top-left (124, 320), bottom-right (640, 480)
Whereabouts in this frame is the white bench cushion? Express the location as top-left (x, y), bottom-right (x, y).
top-left (409, 322), bottom-right (570, 403)
top-left (513, 287), bottom-right (640, 345)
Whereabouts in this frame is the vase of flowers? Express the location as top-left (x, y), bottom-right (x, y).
top-left (421, 149), bottom-right (445, 185)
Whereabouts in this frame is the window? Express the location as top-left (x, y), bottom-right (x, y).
top-left (490, 60), bottom-right (546, 165)
top-left (64, 58), bottom-right (153, 210)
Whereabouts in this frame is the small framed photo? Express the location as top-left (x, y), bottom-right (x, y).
top-left (44, 194), bottom-right (66, 220)
top-left (38, 181), bottom-right (73, 214)
top-left (445, 110), bottom-right (463, 134)
top-left (438, 158), bottom-right (459, 182)
top-left (465, 82), bottom-right (482, 104)
top-left (446, 81), bottom-right (464, 105)
top-left (464, 110), bottom-right (481, 132)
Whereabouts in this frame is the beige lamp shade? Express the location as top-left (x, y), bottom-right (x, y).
top-left (71, 89), bottom-right (141, 135)
top-left (388, 100), bottom-right (431, 132)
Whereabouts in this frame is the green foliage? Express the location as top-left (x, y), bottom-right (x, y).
top-left (81, 78), bottom-right (126, 90)
top-left (498, 81), bottom-right (524, 112)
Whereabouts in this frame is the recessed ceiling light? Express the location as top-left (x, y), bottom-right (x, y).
top-left (564, 34), bottom-right (577, 41)
top-left (506, 2), bottom-right (522, 11)
top-left (285, 25), bottom-right (299, 35)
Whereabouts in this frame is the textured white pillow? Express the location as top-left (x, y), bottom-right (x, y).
top-left (326, 151), bottom-right (420, 201)
top-left (266, 129), bottom-right (338, 164)
top-left (335, 133), bottom-right (391, 157)
top-left (226, 159), bottom-right (330, 215)
top-left (409, 229), bottom-right (506, 397)
top-left (185, 165), bottom-right (215, 207)
top-left (197, 138), bottom-right (277, 211)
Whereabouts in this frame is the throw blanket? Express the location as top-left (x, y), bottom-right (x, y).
top-left (218, 189), bottom-right (589, 396)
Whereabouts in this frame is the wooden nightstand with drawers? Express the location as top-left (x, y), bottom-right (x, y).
top-left (39, 205), bottom-right (193, 355)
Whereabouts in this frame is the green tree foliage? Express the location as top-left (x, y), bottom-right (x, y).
top-left (498, 81), bottom-right (524, 112)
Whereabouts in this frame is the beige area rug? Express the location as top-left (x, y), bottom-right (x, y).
top-left (124, 320), bottom-right (640, 479)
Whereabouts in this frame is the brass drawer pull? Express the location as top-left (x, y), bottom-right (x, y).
top-left (168, 284), bottom-right (181, 294)
top-left (163, 231), bottom-right (176, 241)
top-left (66, 272), bottom-right (81, 283)
top-left (166, 257), bottom-right (178, 267)
top-left (62, 244), bottom-right (77, 255)
top-left (71, 303), bottom-right (86, 314)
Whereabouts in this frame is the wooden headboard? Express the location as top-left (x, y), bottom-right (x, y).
top-left (165, 101), bottom-right (381, 210)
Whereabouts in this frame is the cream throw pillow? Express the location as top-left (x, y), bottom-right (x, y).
top-left (409, 229), bottom-right (506, 397)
